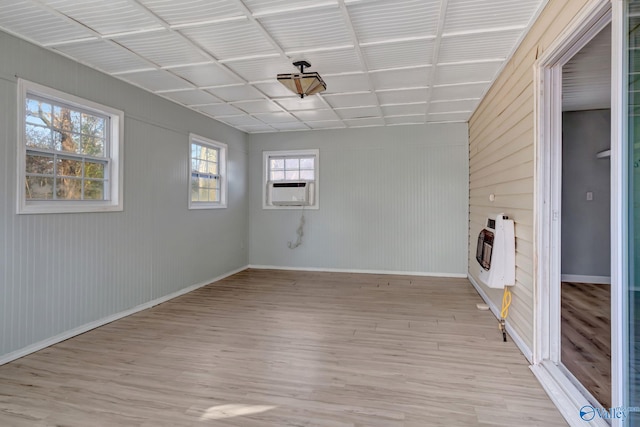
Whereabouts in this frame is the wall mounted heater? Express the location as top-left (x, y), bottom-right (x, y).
top-left (267, 181), bottom-right (314, 206)
top-left (476, 213), bottom-right (515, 289)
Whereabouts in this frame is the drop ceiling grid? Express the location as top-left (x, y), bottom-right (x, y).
top-left (0, 0), bottom-right (552, 132)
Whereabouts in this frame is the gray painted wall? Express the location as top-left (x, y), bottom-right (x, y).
top-left (0, 31), bottom-right (248, 360)
top-left (248, 125), bottom-right (469, 275)
top-left (561, 109), bottom-right (611, 277)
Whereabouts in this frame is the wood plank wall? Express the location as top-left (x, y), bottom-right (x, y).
top-left (468, 0), bottom-right (591, 351)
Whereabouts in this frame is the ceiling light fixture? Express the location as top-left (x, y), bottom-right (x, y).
top-left (277, 61), bottom-right (326, 98)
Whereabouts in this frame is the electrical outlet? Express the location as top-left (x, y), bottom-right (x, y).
top-left (586, 191), bottom-right (593, 201)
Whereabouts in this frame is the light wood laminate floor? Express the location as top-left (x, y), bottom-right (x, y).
top-left (561, 282), bottom-right (611, 408)
top-left (0, 269), bottom-right (566, 426)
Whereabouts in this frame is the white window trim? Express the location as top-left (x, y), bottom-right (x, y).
top-left (262, 149), bottom-right (319, 210)
top-left (17, 79), bottom-right (124, 214)
top-left (188, 133), bottom-right (227, 210)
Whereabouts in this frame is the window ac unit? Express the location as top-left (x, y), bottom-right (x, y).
top-left (268, 181), bottom-right (313, 206)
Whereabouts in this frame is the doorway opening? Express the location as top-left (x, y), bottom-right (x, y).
top-left (560, 24), bottom-right (612, 408)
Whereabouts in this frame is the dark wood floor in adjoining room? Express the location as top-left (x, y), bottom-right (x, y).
top-left (561, 282), bottom-right (611, 408)
top-left (0, 269), bottom-right (566, 426)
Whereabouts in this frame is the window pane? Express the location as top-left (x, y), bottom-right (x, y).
top-left (207, 161), bottom-right (218, 174)
top-left (82, 113), bottom-right (105, 138)
top-left (85, 161), bottom-right (104, 179)
top-left (300, 158), bottom-right (314, 169)
top-left (26, 154), bottom-right (54, 175)
top-left (25, 124), bottom-right (52, 149)
top-left (53, 131), bottom-right (80, 153)
top-left (271, 171), bottom-right (285, 181)
top-left (285, 171), bottom-right (300, 180)
top-left (26, 177), bottom-right (53, 199)
top-left (206, 147), bottom-right (218, 162)
top-left (53, 106), bottom-right (80, 133)
top-left (199, 187), bottom-right (209, 202)
top-left (84, 180), bottom-right (104, 200)
top-left (209, 189), bottom-right (219, 202)
top-left (82, 136), bottom-right (105, 157)
top-left (26, 99), bottom-right (51, 127)
top-left (300, 170), bottom-right (314, 180)
top-left (56, 158), bottom-right (82, 177)
top-left (191, 159), bottom-right (199, 173)
top-left (270, 159), bottom-right (284, 170)
top-left (56, 178), bottom-right (82, 200)
top-left (285, 158), bottom-right (299, 169)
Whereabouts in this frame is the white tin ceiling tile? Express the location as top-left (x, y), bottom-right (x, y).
top-left (259, 8), bottom-right (351, 51)
top-left (253, 81), bottom-right (297, 97)
top-left (114, 31), bottom-right (210, 67)
top-left (275, 96), bottom-right (326, 111)
top-left (297, 49), bottom-right (362, 75)
top-left (381, 103), bottom-right (427, 116)
top-left (429, 99), bottom-right (478, 114)
top-left (170, 64), bottom-right (243, 87)
top-left (344, 117), bottom-right (385, 127)
top-left (323, 92), bottom-right (378, 108)
top-left (438, 29), bottom-right (522, 63)
top-left (385, 115), bottom-right (425, 125)
top-left (42, 0), bottom-right (160, 35)
top-left (158, 89), bottom-right (221, 105)
top-left (427, 111), bottom-right (471, 122)
top-left (196, 103), bottom-right (243, 116)
top-left (431, 82), bottom-right (489, 101)
top-left (335, 106), bottom-right (380, 120)
top-left (0, 1), bottom-right (93, 45)
top-left (118, 69), bottom-right (193, 91)
top-left (369, 67), bottom-right (430, 91)
top-left (53, 40), bottom-right (152, 73)
top-left (323, 74), bottom-right (370, 94)
top-left (226, 57), bottom-right (295, 82)
top-left (347, 0), bottom-right (440, 43)
top-left (206, 85), bottom-right (264, 102)
top-left (433, 61), bottom-right (502, 85)
top-left (179, 20), bottom-right (277, 60)
top-left (244, 0), bottom-right (328, 15)
top-left (293, 109), bottom-right (340, 121)
top-left (254, 112), bottom-right (297, 124)
top-left (139, 0), bottom-right (242, 25)
top-left (363, 39), bottom-right (434, 70)
top-left (307, 120), bottom-right (346, 129)
top-left (270, 122), bottom-right (310, 131)
top-left (232, 100), bottom-right (283, 114)
top-left (219, 114), bottom-right (264, 126)
top-left (239, 124), bottom-right (277, 133)
top-left (377, 88), bottom-right (428, 105)
top-left (445, 0), bottom-right (543, 35)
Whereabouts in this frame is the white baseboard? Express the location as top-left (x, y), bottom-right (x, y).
top-left (467, 274), bottom-right (533, 363)
top-left (0, 265), bottom-right (249, 366)
top-left (248, 264), bottom-right (467, 278)
top-left (561, 274), bottom-right (611, 285)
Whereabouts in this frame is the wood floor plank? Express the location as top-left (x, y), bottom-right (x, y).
top-left (0, 269), bottom-right (567, 426)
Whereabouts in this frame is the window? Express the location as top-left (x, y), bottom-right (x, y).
top-left (263, 149), bottom-right (319, 209)
top-left (189, 134), bottom-right (227, 209)
top-left (17, 80), bottom-right (123, 214)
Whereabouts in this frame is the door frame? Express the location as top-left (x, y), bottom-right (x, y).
top-left (531, 0), bottom-right (626, 425)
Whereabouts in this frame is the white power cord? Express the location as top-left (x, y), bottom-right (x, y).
top-left (288, 207), bottom-right (305, 249)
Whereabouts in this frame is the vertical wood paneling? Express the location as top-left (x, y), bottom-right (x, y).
top-left (0, 30), bottom-right (248, 360)
top-left (467, 0), bottom-right (592, 350)
top-left (248, 124), bottom-right (469, 276)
